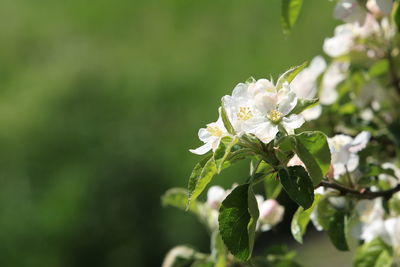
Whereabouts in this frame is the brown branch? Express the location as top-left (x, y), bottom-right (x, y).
top-left (319, 180), bottom-right (400, 200)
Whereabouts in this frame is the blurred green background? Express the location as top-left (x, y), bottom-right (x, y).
top-left (0, 0), bottom-right (352, 266)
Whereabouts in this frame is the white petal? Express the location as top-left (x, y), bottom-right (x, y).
top-left (232, 83), bottom-right (249, 99)
top-left (253, 122), bottom-right (279, 144)
top-left (333, 0), bottom-right (367, 24)
top-left (348, 131), bottom-right (370, 153)
top-left (189, 142), bottom-right (212, 155)
top-left (282, 114), bottom-right (305, 133)
top-left (309, 56), bottom-right (327, 75)
top-left (346, 154), bottom-right (359, 172)
top-left (277, 90), bottom-right (297, 115)
top-left (301, 104), bottom-right (322, 121)
top-left (333, 162), bottom-right (347, 179)
top-left (198, 128), bottom-right (211, 142)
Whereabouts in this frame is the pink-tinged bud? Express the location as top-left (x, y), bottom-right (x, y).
top-left (206, 186), bottom-right (226, 209)
top-left (287, 154), bottom-right (305, 168)
top-left (259, 199), bottom-right (284, 227)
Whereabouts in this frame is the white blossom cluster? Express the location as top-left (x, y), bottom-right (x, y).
top-left (190, 76), bottom-right (308, 155)
top-left (205, 185), bottom-right (284, 232)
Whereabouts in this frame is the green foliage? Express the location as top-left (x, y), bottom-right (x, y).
top-left (281, 0), bottom-right (304, 34)
top-left (214, 136), bottom-right (239, 173)
top-left (211, 232), bottom-right (227, 267)
top-left (289, 98), bottom-right (319, 116)
top-left (162, 188), bottom-right (198, 213)
top-left (368, 59), bottom-right (389, 77)
top-left (291, 195), bottom-right (321, 243)
top-left (218, 184), bottom-right (259, 261)
top-left (276, 62), bottom-right (308, 90)
top-left (162, 246), bottom-right (209, 267)
top-left (187, 155), bottom-right (217, 208)
top-left (394, 2), bottom-right (400, 33)
top-left (327, 211), bottom-right (349, 251)
top-left (220, 105), bottom-right (235, 135)
top-left (278, 166), bottom-right (314, 209)
top-left (264, 172), bottom-right (282, 199)
top-left (252, 245), bottom-right (303, 267)
top-left (294, 131), bottom-right (331, 186)
top-left (353, 238), bottom-right (393, 267)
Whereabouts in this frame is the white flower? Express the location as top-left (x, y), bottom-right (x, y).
top-left (206, 185), bottom-right (226, 209)
top-left (328, 131), bottom-right (371, 179)
top-left (320, 61), bottom-right (349, 105)
top-left (367, 0), bottom-right (393, 16)
top-left (355, 198), bottom-right (386, 242)
top-left (323, 15), bottom-right (381, 58)
top-left (190, 110), bottom-right (228, 155)
top-left (383, 217), bottom-right (400, 256)
top-left (379, 162), bottom-right (400, 187)
top-left (291, 56), bottom-right (327, 121)
top-left (256, 195), bottom-right (285, 232)
top-left (334, 0), bottom-right (367, 24)
top-left (222, 78), bottom-right (304, 143)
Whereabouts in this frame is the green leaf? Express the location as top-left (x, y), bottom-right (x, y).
top-left (276, 62), bottom-right (307, 90)
top-left (281, 0), bottom-right (304, 34)
top-left (220, 105), bottom-right (235, 135)
top-left (353, 238), bottom-right (393, 267)
top-left (274, 135), bottom-right (296, 164)
top-left (327, 211), bottom-right (349, 251)
top-left (264, 172), bottom-right (282, 199)
top-left (162, 246), bottom-right (208, 267)
top-left (369, 59), bottom-right (389, 77)
top-left (214, 136), bottom-right (239, 173)
top-left (295, 131), bottom-right (331, 186)
top-left (211, 231), bottom-right (227, 267)
top-left (289, 98), bottom-right (319, 116)
top-left (187, 155), bottom-right (217, 208)
top-left (291, 194), bottom-right (321, 243)
top-left (394, 2), bottom-right (400, 33)
top-left (218, 183), bottom-right (259, 261)
top-left (162, 188), bottom-right (198, 213)
top-left (315, 196), bottom-right (336, 230)
top-left (278, 166), bottom-right (314, 209)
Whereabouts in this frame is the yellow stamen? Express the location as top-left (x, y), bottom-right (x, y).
top-left (207, 126), bottom-right (222, 137)
top-left (237, 106), bottom-right (253, 121)
top-left (267, 109), bottom-right (283, 123)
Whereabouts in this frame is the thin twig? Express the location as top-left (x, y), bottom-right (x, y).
top-left (319, 180), bottom-right (400, 199)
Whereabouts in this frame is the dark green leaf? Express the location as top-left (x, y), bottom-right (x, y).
top-left (395, 2), bottom-right (400, 33)
top-left (278, 166), bottom-right (314, 209)
top-left (218, 184), bottom-right (259, 261)
top-left (353, 238), bottom-right (393, 267)
top-left (214, 136), bottom-right (238, 173)
top-left (187, 155), bottom-right (217, 208)
top-left (281, 0), bottom-right (304, 34)
top-left (291, 195), bottom-right (321, 243)
top-left (327, 211), bottom-right (349, 251)
top-left (295, 131), bottom-right (331, 186)
top-left (276, 62), bottom-right (307, 90)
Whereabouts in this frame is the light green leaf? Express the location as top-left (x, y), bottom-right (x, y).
top-left (187, 155), bottom-right (217, 208)
top-left (394, 2), bottom-right (400, 33)
top-left (327, 211), bottom-right (349, 251)
top-left (264, 172), bottom-right (282, 199)
top-left (289, 98), bottom-right (319, 116)
top-left (162, 246), bottom-right (208, 267)
top-left (369, 59), bottom-right (389, 77)
top-left (276, 62), bottom-right (308, 90)
top-left (162, 188), bottom-right (198, 213)
top-left (211, 231), bottom-right (227, 267)
top-left (218, 183), bottom-right (259, 261)
top-left (281, 0), bottom-right (304, 34)
top-left (295, 131), bottom-right (331, 186)
top-left (214, 136), bottom-right (239, 173)
top-left (315, 196), bottom-right (336, 230)
top-left (278, 166), bottom-right (314, 209)
top-left (353, 238), bottom-right (393, 267)
top-left (220, 105), bottom-right (235, 135)
top-left (291, 194), bottom-right (321, 243)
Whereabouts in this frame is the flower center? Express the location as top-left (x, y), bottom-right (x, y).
top-left (207, 126), bottom-right (222, 137)
top-left (267, 109), bottom-right (283, 123)
top-left (237, 106), bottom-right (253, 121)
